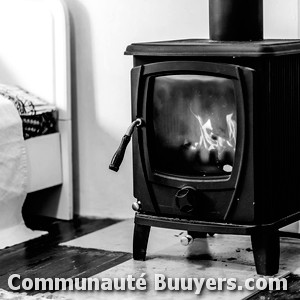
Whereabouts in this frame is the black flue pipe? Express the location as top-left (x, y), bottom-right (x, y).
top-left (209, 0), bottom-right (263, 41)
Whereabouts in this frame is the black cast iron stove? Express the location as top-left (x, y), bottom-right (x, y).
top-left (110, 0), bottom-right (300, 275)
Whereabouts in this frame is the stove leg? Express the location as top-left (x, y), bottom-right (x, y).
top-left (133, 223), bottom-right (151, 261)
top-left (251, 229), bottom-right (280, 276)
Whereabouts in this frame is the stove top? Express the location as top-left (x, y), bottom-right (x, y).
top-left (125, 39), bottom-right (300, 57)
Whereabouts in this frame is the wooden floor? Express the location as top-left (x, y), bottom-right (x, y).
top-left (0, 216), bottom-right (131, 295)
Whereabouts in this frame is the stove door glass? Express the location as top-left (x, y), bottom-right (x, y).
top-left (151, 74), bottom-right (237, 177)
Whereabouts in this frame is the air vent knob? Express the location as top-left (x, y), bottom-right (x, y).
top-left (180, 234), bottom-right (194, 246)
top-left (175, 186), bottom-right (197, 213)
top-left (132, 201), bottom-right (141, 212)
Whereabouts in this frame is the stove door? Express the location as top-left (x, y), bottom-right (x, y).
top-left (132, 61), bottom-right (253, 192)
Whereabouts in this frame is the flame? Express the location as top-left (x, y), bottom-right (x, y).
top-left (226, 113), bottom-right (236, 148)
top-left (190, 107), bottom-right (236, 163)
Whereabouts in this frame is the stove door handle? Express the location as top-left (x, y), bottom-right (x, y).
top-left (109, 118), bottom-right (142, 172)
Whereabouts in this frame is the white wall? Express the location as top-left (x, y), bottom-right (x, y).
top-left (64, 0), bottom-right (300, 219)
top-left (64, 0), bottom-right (209, 219)
top-left (264, 0), bottom-right (299, 38)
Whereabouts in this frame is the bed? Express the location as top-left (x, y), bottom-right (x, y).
top-left (0, 84), bottom-right (63, 192)
top-left (0, 0), bottom-right (73, 220)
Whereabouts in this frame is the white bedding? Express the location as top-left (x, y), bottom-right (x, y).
top-left (0, 96), bottom-right (45, 248)
top-left (0, 96), bottom-right (27, 230)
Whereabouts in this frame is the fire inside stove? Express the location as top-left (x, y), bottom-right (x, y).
top-left (151, 74), bottom-right (237, 177)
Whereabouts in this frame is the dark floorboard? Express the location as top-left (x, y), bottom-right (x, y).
top-left (0, 246), bottom-right (131, 294)
top-left (247, 273), bottom-right (300, 300)
top-left (0, 216), bottom-right (132, 294)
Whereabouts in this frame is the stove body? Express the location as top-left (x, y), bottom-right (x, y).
top-left (128, 40), bottom-right (300, 226)
top-left (125, 39), bottom-right (300, 276)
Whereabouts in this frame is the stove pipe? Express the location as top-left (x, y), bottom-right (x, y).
top-left (209, 0), bottom-right (263, 41)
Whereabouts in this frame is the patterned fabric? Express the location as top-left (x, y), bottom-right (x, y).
top-left (21, 112), bottom-right (58, 139)
top-left (0, 84), bottom-right (57, 139)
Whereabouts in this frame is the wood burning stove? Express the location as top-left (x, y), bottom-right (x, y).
top-left (110, 0), bottom-right (300, 275)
